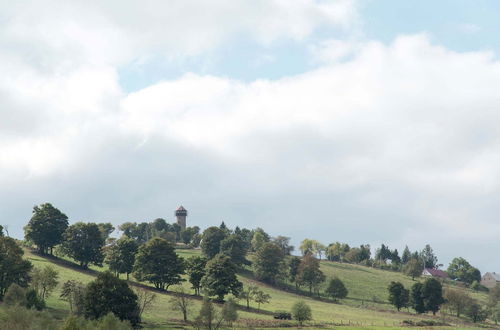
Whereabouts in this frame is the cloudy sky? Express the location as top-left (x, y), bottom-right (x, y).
top-left (1, 0), bottom-right (500, 271)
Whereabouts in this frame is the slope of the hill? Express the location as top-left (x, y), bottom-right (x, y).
top-left (25, 249), bottom-right (491, 329)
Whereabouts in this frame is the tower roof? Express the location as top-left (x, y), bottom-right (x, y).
top-left (177, 205), bottom-right (186, 211)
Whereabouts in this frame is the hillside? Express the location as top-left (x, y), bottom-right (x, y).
top-left (24, 248), bottom-right (493, 329)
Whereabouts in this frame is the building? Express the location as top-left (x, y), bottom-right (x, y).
top-left (422, 268), bottom-right (449, 279)
top-left (175, 205), bottom-right (187, 230)
top-left (481, 272), bottom-right (500, 289)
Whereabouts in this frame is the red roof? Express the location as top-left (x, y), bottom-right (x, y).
top-left (177, 205), bottom-right (186, 211)
top-left (423, 268), bottom-right (448, 278)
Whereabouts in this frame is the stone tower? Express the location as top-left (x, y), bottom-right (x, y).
top-left (175, 206), bottom-right (187, 230)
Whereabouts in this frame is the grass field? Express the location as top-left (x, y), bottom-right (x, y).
top-left (24, 248), bottom-right (494, 329)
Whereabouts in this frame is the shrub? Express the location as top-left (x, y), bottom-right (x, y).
top-left (273, 311), bottom-right (292, 320)
top-left (291, 301), bottom-right (312, 326)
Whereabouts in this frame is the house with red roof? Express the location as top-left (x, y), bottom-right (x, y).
top-left (422, 268), bottom-right (449, 279)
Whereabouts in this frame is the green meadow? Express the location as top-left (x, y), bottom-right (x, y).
top-left (25, 248), bottom-right (492, 329)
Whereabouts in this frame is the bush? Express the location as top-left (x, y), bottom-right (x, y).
top-left (291, 301), bottom-right (312, 325)
top-left (3, 284), bottom-right (27, 307)
top-left (273, 311), bottom-right (292, 320)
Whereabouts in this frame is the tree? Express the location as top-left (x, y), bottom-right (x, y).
top-left (251, 228), bottom-right (269, 252)
top-left (61, 222), bottom-right (105, 268)
top-left (239, 285), bottom-right (258, 309)
top-left (97, 223), bottom-right (115, 241)
top-left (288, 256), bottom-right (302, 289)
top-left (387, 282), bottom-right (409, 311)
top-left (195, 298), bottom-right (224, 330)
top-left (272, 236), bottom-right (294, 255)
top-left (410, 282), bottom-right (426, 314)
top-left (24, 203), bottom-right (69, 255)
top-left (401, 246), bottom-right (411, 264)
top-left (201, 253), bottom-right (242, 302)
top-left (420, 244), bottom-right (438, 269)
top-left (254, 290), bottom-right (271, 311)
top-left (219, 234), bottom-right (249, 266)
top-left (60, 280), bottom-right (86, 315)
top-left (105, 236), bottom-right (138, 280)
top-left (26, 288), bottom-right (45, 310)
top-left (169, 286), bottom-right (192, 322)
top-left (186, 256), bottom-right (207, 295)
top-left (326, 242), bottom-right (350, 262)
top-left (3, 283), bottom-right (27, 306)
top-left (299, 239), bottom-right (316, 256)
top-left (489, 284), bottom-right (500, 307)
top-left (133, 238), bottom-right (185, 291)
top-left (325, 277), bottom-right (348, 301)
top-left (31, 265), bottom-right (59, 301)
top-left (201, 227), bottom-right (227, 259)
top-left (221, 297), bottom-right (238, 327)
top-left (84, 271), bottom-right (140, 327)
top-left (444, 288), bottom-right (473, 317)
top-left (489, 304), bottom-right (500, 324)
top-left (447, 257), bottom-right (481, 285)
top-left (422, 277), bottom-right (445, 315)
top-left (297, 253), bottom-right (325, 294)
top-left (291, 300), bottom-right (312, 326)
top-left (0, 236), bottom-right (32, 299)
top-left (466, 301), bottom-right (487, 323)
top-left (403, 258), bottom-right (424, 280)
top-left (135, 287), bottom-right (156, 319)
top-left (253, 242), bottom-right (286, 285)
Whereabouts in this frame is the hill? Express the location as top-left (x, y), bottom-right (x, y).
top-left (24, 248), bottom-right (492, 329)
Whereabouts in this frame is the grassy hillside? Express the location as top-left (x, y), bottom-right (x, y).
top-left (25, 248), bottom-right (493, 329)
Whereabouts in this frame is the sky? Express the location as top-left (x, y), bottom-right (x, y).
top-left (1, 0), bottom-right (500, 272)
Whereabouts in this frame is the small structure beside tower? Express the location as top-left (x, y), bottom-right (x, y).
top-left (175, 206), bottom-right (187, 230)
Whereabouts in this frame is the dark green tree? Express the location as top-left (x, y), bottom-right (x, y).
top-left (106, 236), bottom-right (138, 280)
top-left (297, 253), bottom-right (325, 294)
top-left (288, 256), bottom-right (302, 289)
top-left (422, 277), bottom-right (445, 315)
top-left (325, 277), bottom-right (348, 301)
top-left (61, 222), bottom-right (105, 268)
top-left (401, 246), bottom-right (411, 264)
top-left (186, 256), bottom-right (207, 295)
top-left (447, 257), bottom-right (481, 285)
top-left (0, 236), bottom-right (33, 299)
top-left (97, 223), bottom-right (115, 241)
top-left (220, 234), bottom-right (249, 266)
top-left (410, 282), bottom-right (426, 314)
top-left (24, 203), bottom-right (69, 255)
top-left (133, 238), bottom-right (185, 291)
top-left (253, 242), bottom-right (286, 285)
top-left (201, 253), bottom-right (242, 302)
top-left (387, 281), bottom-right (409, 311)
top-left (201, 226), bottom-right (227, 259)
top-left (420, 244), bottom-right (438, 269)
top-left (84, 271), bottom-right (140, 327)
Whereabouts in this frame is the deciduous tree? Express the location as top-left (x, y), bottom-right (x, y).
top-left (84, 271), bottom-right (140, 327)
top-left (325, 277), bottom-right (348, 301)
top-left (201, 254), bottom-right (242, 302)
top-left (24, 203), bottom-right (68, 255)
top-left (133, 238), bottom-right (185, 291)
top-left (0, 236), bottom-right (32, 299)
top-left (387, 281), bottom-right (409, 311)
top-left (61, 222), bottom-right (105, 269)
top-left (253, 243), bottom-right (286, 285)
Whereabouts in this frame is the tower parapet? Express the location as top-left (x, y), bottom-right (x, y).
top-left (175, 206), bottom-right (187, 230)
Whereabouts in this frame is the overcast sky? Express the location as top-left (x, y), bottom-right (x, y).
top-left (1, 0), bottom-right (500, 272)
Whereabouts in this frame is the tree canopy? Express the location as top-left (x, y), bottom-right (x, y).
top-left (24, 203), bottom-right (68, 255)
top-left (133, 238), bottom-right (185, 291)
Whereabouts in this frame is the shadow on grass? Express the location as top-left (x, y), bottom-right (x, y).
top-left (27, 250), bottom-right (273, 316)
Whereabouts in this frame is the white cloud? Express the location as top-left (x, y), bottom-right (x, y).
top-left (1, 1), bottom-right (500, 270)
